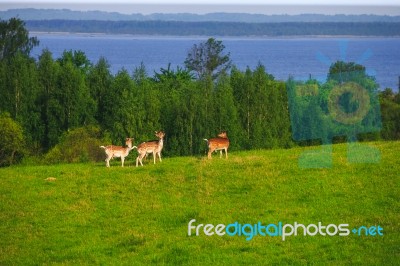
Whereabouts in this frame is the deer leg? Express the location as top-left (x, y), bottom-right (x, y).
top-left (137, 152), bottom-right (145, 167)
top-left (208, 148), bottom-right (214, 159)
top-left (153, 152), bottom-right (156, 164)
top-left (140, 153), bottom-right (145, 166)
top-left (220, 150), bottom-right (223, 158)
top-left (121, 156), bottom-right (125, 167)
top-left (136, 153), bottom-right (141, 167)
top-left (225, 148), bottom-right (228, 159)
top-left (136, 156), bottom-right (142, 167)
top-left (106, 155), bottom-right (111, 167)
top-left (158, 152), bottom-right (162, 162)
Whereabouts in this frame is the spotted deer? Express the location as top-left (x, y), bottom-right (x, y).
top-left (100, 138), bottom-right (134, 167)
top-left (204, 131), bottom-right (230, 159)
top-left (134, 131), bottom-right (165, 167)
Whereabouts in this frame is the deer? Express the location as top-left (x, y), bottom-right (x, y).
top-left (100, 138), bottom-right (134, 167)
top-left (134, 131), bottom-right (165, 167)
top-left (204, 131), bottom-right (230, 159)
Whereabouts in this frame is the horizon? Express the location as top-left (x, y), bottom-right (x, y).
top-left (1, 3), bottom-right (400, 16)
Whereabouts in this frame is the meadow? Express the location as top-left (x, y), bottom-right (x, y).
top-left (0, 141), bottom-right (399, 265)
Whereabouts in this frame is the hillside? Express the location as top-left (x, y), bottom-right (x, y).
top-left (0, 141), bottom-right (398, 264)
top-left (2, 8), bottom-right (400, 22)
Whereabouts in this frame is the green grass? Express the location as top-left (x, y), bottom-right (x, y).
top-left (0, 141), bottom-right (399, 265)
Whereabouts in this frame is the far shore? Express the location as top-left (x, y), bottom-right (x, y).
top-left (29, 31), bottom-right (400, 40)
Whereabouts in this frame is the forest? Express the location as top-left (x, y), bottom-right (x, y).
top-left (1, 18), bottom-right (400, 166)
top-left (24, 20), bottom-right (400, 36)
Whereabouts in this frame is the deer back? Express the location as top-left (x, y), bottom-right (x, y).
top-left (137, 140), bottom-right (160, 153)
top-left (208, 137), bottom-right (230, 149)
top-left (103, 138), bottom-right (133, 157)
top-left (137, 132), bottom-right (165, 153)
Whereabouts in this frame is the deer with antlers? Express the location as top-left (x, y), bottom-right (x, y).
top-left (134, 131), bottom-right (165, 167)
top-left (100, 138), bottom-right (134, 167)
top-left (204, 131), bottom-right (230, 159)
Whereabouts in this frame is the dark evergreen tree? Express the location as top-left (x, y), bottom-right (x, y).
top-left (37, 49), bottom-right (60, 149)
top-left (154, 64), bottom-right (196, 156)
top-left (86, 57), bottom-right (113, 125)
top-left (132, 64), bottom-right (161, 142)
top-left (213, 73), bottom-right (242, 150)
top-left (102, 68), bottom-right (135, 144)
top-left (184, 38), bottom-right (231, 80)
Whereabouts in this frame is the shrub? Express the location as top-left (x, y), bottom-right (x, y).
top-left (0, 113), bottom-right (25, 166)
top-left (44, 126), bottom-right (105, 164)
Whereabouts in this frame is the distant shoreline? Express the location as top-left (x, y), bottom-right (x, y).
top-left (30, 31), bottom-right (400, 39)
top-left (26, 20), bottom-right (400, 38)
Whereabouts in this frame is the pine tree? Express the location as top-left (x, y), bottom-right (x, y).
top-left (87, 57), bottom-right (113, 125)
top-left (103, 68), bottom-right (135, 144)
top-left (38, 49), bottom-right (60, 149)
top-left (214, 74), bottom-right (241, 150)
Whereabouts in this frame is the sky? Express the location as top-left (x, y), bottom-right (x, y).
top-left (1, 1), bottom-right (400, 15)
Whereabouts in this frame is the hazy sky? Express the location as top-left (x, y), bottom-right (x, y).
top-left (1, 1), bottom-right (399, 15)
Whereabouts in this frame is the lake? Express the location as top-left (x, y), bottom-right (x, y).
top-left (31, 34), bottom-right (400, 90)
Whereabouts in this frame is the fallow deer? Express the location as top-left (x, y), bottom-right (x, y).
top-left (134, 131), bottom-right (165, 167)
top-left (100, 138), bottom-right (133, 167)
top-left (204, 131), bottom-right (230, 159)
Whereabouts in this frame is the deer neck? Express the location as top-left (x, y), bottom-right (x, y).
top-left (158, 138), bottom-right (164, 147)
top-left (126, 143), bottom-right (132, 151)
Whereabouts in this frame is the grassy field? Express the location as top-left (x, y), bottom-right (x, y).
top-left (0, 141), bottom-right (399, 265)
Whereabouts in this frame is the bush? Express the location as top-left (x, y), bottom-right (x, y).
top-left (44, 126), bottom-right (105, 164)
top-left (0, 113), bottom-right (25, 166)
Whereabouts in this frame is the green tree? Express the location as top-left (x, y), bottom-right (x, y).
top-left (195, 75), bottom-right (216, 145)
top-left (231, 67), bottom-right (256, 148)
top-left (87, 57), bottom-right (113, 125)
top-left (327, 61), bottom-right (367, 83)
top-left (37, 49), bottom-right (61, 149)
top-left (58, 50), bottom-right (92, 74)
top-left (153, 63), bottom-right (194, 85)
top-left (0, 53), bottom-right (42, 152)
top-left (57, 59), bottom-right (94, 130)
top-left (154, 64), bottom-right (196, 156)
top-left (41, 50), bottom-right (96, 149)
top-left (326, 61), bottom-right (381, 142)
top-left (0, 18), bottom-right (39, 61)
top-left (102, 69), bottom-right (136, 144)
top-left (213, 74), bottom-right (242, 150)
top-left (184, 38), bottom-right (231, 80)
top-left (232, 65), bottom-right (291, 149)
top-left (132, 65), bottom-right (161, 142)
top-left (379, 88), bottom-right (400, 140)
top-left (265, 80), bottom-right (293, 148)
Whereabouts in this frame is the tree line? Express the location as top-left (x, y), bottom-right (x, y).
top-left (25, 20), bottom-right (400, 37)
top-left (1, 18), bottom-right (399, 166)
